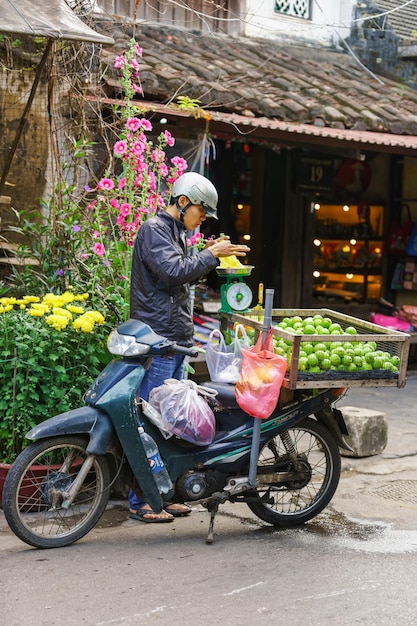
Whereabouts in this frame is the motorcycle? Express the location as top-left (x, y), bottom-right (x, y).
top-left (2, 292), bottom-right (351, 549)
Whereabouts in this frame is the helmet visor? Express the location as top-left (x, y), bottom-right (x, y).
top-left (201, 201), bottom-right (218, 219)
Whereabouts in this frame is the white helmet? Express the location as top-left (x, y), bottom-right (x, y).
top-left (171, 172), bottom-right (218, 219)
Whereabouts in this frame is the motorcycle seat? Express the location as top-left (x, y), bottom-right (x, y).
top-left (201, 381), bottom-right (240, 410)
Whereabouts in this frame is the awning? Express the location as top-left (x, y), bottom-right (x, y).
top-left (82, 94), bottom-right (417, 156)
top-left (0, 0), bottom-right (114, 44)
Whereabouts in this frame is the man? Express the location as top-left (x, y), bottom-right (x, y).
top-left (128, 171), bottom-right (250, 522)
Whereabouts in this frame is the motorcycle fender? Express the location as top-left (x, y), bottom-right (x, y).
top-left (315, 406), bottom-right (353, 452)
top-left (26, 407), bottom-right (114, 456)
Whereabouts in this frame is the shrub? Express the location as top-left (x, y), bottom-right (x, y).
top-left (0, 292), bottom-right (111, 463)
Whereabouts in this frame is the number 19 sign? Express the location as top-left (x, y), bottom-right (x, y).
top-left (296, 155), bottom-right (335, 194)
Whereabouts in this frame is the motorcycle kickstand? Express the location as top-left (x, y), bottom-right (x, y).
top-left (203, 491), bottom-right (228, 544)
top-left (206, 501), bottom-right (218, 545)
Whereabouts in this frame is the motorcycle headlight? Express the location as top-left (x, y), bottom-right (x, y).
top-left (107, 330), bottom-right (150, 356)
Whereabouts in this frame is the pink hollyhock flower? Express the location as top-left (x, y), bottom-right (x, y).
top-left (171, 156), bottom-right (188, 171)
top-left (132, 83), bottom-right (142, 94)
top-left (151, 148), bottom-right (164, 163)
top-left (164, 130), bottom-right (175, 147)
top-left (93, 230), bottom-right (101, 239)
top-left (86, 199), bottom-right (97, 210)
top-left (97, 178), bottom-right (115, 191)
top-left (134, 44), bottom-right (143, 57)
top-left (139, 118), bottom-right (152, 131)
top-left (131, 59), bottom-right (140, 72)
top-left (114, 55), bottom-right (125, 69)
top-left (118, 177), bottom-right (126, 189)
top-left (131, 141), bottom-right (145, 155)
top-left (109, 198), bottom-right (120, 208)
top-left (93, 243), bottom-right (105, 256)
top-left (120, 203), bottom-right (131, 216)
top-left (126, 118), bottom-right (141, 132)
top-left (114, 140), bottom-right (127, 155)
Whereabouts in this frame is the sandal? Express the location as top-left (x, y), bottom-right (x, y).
top-left (129, 505), bottom-right (174, 523)
top-left (163, 502), bottom-right (192, 517)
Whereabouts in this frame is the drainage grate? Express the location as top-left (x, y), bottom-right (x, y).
top-left (368, 480), bottom-right (417, 504)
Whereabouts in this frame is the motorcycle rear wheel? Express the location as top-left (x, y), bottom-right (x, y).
top-left (247, 418), bottom-right (340, 526)
top-left (2, 436), bottom-right (110, 548)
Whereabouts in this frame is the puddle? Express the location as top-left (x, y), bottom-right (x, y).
top-left (257, 508), bottom-right (417, 554)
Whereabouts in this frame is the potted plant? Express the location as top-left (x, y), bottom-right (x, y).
top-left (0, 291), bottom-right (111, 498)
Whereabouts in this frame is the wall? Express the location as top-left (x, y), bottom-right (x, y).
top-left (243, 0), bottom-right (354, 47)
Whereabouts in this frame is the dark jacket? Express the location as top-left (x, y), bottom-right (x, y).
top-left (130, 210), bottom-right (218, 346)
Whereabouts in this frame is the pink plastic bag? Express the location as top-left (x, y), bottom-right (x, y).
top-left (149, 379), bottom-right (217, 445)
top-left (235, 330), bottom-right (287, 419)
top-left (370, 313), bottom-right (412, 332)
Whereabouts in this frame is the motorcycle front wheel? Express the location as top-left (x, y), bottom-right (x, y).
top-left (247, 417), bottom-right (341, 526)
top-left (2, 436), bottom-right (110, 549)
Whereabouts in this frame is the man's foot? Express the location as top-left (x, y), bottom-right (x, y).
top-left (163, 502), bottom-right (192, 517)
top-left (129, 504), bottom-right (174, 523)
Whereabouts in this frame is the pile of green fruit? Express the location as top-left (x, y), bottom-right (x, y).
top-left (272, 314), bottom-right (400, 374)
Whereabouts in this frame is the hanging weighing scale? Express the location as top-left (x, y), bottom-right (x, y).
top-left (216, 266), bottom-right (255, 313)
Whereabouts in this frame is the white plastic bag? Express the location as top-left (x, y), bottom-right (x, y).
top-left (149, 379), bottom-right (218, 445)
top-left (205, 324), bottom-right (251, 384)
top-left (140, 398), bottom-right (173, 439)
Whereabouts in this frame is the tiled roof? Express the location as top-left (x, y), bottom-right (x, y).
top-left (374, 0), bottom-right (417, 44)
top-left (97, 22), bottom-right (417, 141)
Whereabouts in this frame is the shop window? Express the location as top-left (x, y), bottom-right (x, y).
top-left (312, 203), bottom-right (383, 304)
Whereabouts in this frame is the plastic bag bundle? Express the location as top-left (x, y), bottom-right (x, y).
top-left (148, 379), bottom-right (217, 445)
top-left (205, 324), bottom-right (251, 384)
top-left (235, 329), bottom-right (287, 419)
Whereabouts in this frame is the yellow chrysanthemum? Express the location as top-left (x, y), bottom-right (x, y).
top-left (73, 316), bottom-right (94, 333)
top-left (0, 304), bottom-right (13, 314)
top-left (0, 297), bottom-right (17, 306)
top-left (23, 296), bottom-right (40, 303)
top-left (66, 304), bottom-right (85, 315)
top-left (27, 308), bottom-right (46, 317)
top-left (29, 303), bottom-right (49, 316)
top-left (83, 311), bottom-right (105, 324)
top-left (45, 314), bottom-right (70, 330)
top-left (52, 307), bottom-right (73, 319)
top-left (74, 293), bottom-right (90, 302)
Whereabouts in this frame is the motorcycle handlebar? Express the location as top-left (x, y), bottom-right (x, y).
top-left (171, 343), bottom-right (199, 358)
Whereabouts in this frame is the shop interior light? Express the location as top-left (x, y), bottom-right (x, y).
top-left (313, 270), bottom-right (321, 278)
top-left (314, 203), bottom-right (321, 210)
top-left (237, 203), bottom-right (244, 210)
top-left (346, 273), bottom-right (354, 279)
top-left (243, 234), bottom-right (251, 241)
top-left (343, 205), bottom-right (350, 212)
top-left (313, 239), bottom-right (321, 246)
top-left (350, 238), bottom-right (357, 245)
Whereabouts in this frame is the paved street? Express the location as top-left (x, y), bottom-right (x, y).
top-left (1, 373), bottom-right (417, 625)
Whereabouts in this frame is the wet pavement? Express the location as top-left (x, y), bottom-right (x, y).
top-left (1, 372), bottom-right (417, 548)
top-left (2, 374), bottom-right (417, 626)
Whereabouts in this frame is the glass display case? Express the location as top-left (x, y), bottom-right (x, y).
top-left (312, 203), bottom-right (383, 304)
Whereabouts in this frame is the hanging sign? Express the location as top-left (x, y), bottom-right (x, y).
top-left (296, 155), bottom-right (335, 193)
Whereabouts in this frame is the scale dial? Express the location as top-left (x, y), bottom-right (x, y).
top-left (226, 282), bottom-right (253, 311)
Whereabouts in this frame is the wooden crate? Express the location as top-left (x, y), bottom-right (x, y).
top-left (219, 308), bottom-right (410, 389)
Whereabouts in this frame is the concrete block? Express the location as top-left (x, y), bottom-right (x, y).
top-left (340, 406), bottom-right (388, 458)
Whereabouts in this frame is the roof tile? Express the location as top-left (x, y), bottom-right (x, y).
top-left (97, 21), bottom-right (417, 137)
